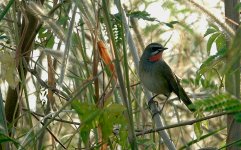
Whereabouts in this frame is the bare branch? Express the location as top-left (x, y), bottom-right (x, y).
top-left (136, 111), bottom-right (230, 136)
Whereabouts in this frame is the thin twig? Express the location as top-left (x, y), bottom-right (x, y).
top-left (136, 111), bottom-right (230, 136)
top-left (25, 65), bottom-right (70, 101)
top-left (22, 108), bottom-right (81, 125)
top-left (31, 113), bottom-right (67, 149)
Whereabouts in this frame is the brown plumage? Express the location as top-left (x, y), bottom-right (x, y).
top-left (139, 43), bottom-right (195, 112)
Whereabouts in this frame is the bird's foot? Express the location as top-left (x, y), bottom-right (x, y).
top-left (148, 94), bottom-right (159, 109)
top-left (147, 94), bottom-right (161, 118)
top-left (151, 97), bottom-right (169, 118)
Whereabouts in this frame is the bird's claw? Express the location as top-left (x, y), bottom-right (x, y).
top-left (148, 94), bottom-right (158, 109)
top-left (149, 95), bottom-right (169, 118)
top-left (148, 94), bottom-right (161, 118)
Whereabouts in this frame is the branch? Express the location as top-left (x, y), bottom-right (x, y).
top-left (114, 1), bottom-right (176, 149)
top-left (136, 111), bottom-right (230, 136)
top-left (31, 113), bottom-right (66, 149)
top-left (25, 64), bottom-right (70, 101)
top-left (22, 108), bottom-right (81, 125)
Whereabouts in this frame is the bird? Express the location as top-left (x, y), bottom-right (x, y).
top-left (139, 43), bottom-right (195, 112)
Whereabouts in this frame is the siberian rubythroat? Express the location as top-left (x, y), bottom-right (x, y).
top-left (139, 43), bottom-right (195, 112)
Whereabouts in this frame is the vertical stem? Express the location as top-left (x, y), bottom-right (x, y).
top-left (115, 1), bottom-right (176, 149)
top-left (102, 1), bottom-right (138, 149)
top-left (224, 0), bottom-right (240, 150)
top-left (59, 5), bottom-right (77, 85)
top-left (5, 2), bottom-right (40, 133)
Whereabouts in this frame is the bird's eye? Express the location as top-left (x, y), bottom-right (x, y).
top-left (152, 46), bottom-right (162, 51)
top-left (150, 46), bottom-right (162, 55)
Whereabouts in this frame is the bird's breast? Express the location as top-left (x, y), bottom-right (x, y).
top-left (139, 61), bottom-right (171, 95)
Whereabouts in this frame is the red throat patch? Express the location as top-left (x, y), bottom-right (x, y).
top-left (149, 52), bottom-right (162, 62)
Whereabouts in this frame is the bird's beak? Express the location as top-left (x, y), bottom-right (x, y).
top-left (158, 47), bottom-right (168, 52)
top-left (162, 47), bottom-right (168, 51)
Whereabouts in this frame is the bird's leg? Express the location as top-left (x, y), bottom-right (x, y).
top-left (159, 97), bottom-right (169, 114)
top-left (148, 94), bottom-right (159, 109)
top-left (152, 96), bottom-right (169, 118)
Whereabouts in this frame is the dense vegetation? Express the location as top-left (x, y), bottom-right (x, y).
top-left (0, 0), bottom-right (240, 149)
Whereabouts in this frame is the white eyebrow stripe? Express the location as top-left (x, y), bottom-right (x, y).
top-left (151, 50), bottom-right (160, 55)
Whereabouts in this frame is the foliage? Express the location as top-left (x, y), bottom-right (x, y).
top-left (0, 133), bottom-right (21, 149)
top-left (71, 100), bottom-right (127, 147)
top-left (127, 10), bottom-right (156, 21)
top-left (194, 94), bottom-right (241, 113)
top-left (204, 24), bottom-right (227, 55)
top-left (0, 0), bottom-right (240, 149)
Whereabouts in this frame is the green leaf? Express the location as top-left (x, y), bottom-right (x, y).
top-left (100, 113), bottom-right (113, 140)
top-left (0, 0), bottom-right (14, 22)
top-left (80, 125), bottom-right (91, 144)
top-left (100, 104), bottom-right (126, 140)
top-left (193, 112), bottom-right (206, 139)
top-left (204, 28), bottom-right (218, 37)
top-left (72, 101), bottom-right (101, 125)
top-left (119, 128), bottom-right (128, 148)
top-left (57, 16), bottom-right (69, 25)
top-left (0, 133), bottom-right (20, 148)
top-left (38, 27), bottom-right (47, 39)
top-left (206, 32), bottom-right (220, 55)
top-left (72, 101), bottom-right (126, 144)
top-left (198, 44), bottom-right (227, 76)
top-left (164, 21), bottom-right (179, 28)
top-left (127, 11), bottom-right (156, 21)
top-left (194, 122), bottom-right (203, 139)
top-left (234, 113), bottom-right (241, 122)
top-left (215, 34), bottom-right (227, 51)
top-left (235, 2), bottom-right (241, 11)
top-left (210, 24), bottom-right (220, 31)
top-left (71, 100), bottom-right (102, 144)
top-left (193, 94), bottom-right (241, 113)
top-left (106, 103), bottom-right (126, 115)
top-left (46, 36), bottom-right (55, 48)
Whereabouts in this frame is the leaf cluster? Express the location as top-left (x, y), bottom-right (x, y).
top-left (71, 100), bottom-right (128, 148)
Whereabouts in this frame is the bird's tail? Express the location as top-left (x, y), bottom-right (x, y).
top-left (178, 85), bottom-right (195, 112)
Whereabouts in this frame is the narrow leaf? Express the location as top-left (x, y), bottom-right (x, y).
top-left (0, 0), bottom-right (14, 22)
top-left (194, 122), bottom-right (203, 139)
top-left (0, 133), bottom-right (20, 148)
top-left (97, 41), bottom-right (115, 73)
top-left (204, 28), bottom-right (218, 37)
top-left (198, 46), bottom-right (227, 75)
top-left (206, 32), bottom-right (220, 55)
top-left (210, 24), bottom-right (220, 31)
top-left (215, 34), bottom-right (227, 51)
top-left (127, 10), bottom-right (156, 21)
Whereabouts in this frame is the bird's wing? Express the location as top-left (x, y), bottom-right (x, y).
top-left (158, 60), bottom-right (181, 97)
top-left (158, 60), bottom-right (195, 111)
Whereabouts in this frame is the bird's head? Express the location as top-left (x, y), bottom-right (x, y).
top-left (141, 43), bottom-right (168, 62)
